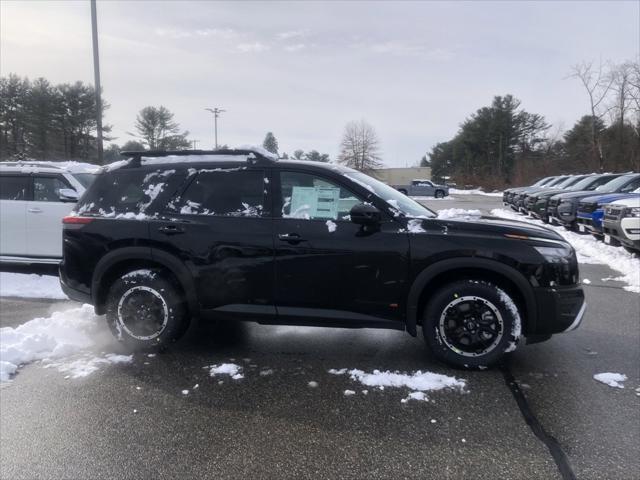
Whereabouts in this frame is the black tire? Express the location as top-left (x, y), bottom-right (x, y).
top-left (541, 214), bottom-right (549, 224)
top-left (434, 190), bottom-right (445, 199)
top-left (398, 189), bottom-right (408, 195)
top-left (624, 246), bottom-right (639, 255)
top-left (105, 268), bottom-right (189, 350)
top-left (422, 280), bottom-right (521, 369)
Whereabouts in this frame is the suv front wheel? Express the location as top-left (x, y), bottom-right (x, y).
top-left (423, 280), bottom-right (521, 369)
top-left (105, 269), bottom-right (188, 350)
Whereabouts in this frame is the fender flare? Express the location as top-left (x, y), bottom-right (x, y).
top-left (92, 246), bottom-right (199, 316)
top-left (405, 257), bottom-right (537, 336)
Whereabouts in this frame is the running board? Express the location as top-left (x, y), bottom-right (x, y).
top-left (0, 255), bottom-right (61, 265)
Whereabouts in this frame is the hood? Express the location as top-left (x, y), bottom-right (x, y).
top-left (409, 215), bottom-right (565, 243)
top-left (581, 192), bottom-right (640, 206)
top-left (550, 190), bottom-right (601, 201)
top-left (610, 196), bottom-right (640, 207)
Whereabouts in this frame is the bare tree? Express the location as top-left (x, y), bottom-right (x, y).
top-left (569, 61), bottom-right (616, 171)
top-left (338, 119), bottom-right (383, 172)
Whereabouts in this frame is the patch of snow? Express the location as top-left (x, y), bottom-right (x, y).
top-left (407, 219), bottom-right (426, 233)
top-left (208, 363), bottom-right (244, 379)
top-left (491, 208), bottom-right (640, 293)
top-left (259, 369), bottom-right (274, 376)
top-left (582, 278), bottom-right (591, 285)
top-left (400, 391), bottom-right (429, 403)
top-left (326, 220), bottom-right (337, 233)
top-left (182, 389), bottom-right (189, 395)
top-left (344, 389), bottom-right (356, 396)
top-left (308, 381), bottom-right (319, 388)
top-left (593, 372), bottom-right (627, 389)
top-left (0, 272), bottom-right (67, 299)
top-left (0, 304), bottom-right (120, 382)
top-left (450, 188), bottom-right (502, 197)
top-left (329, 368), bottom-right (466, 397)
top-left (437, 208), bottom-right (483, 220)
top-left (411, 196), bottom-right (457, 201)
top-left (497, 287), bottom-right (522, 353)
top-left (45, 353), bottom-right (133, 379)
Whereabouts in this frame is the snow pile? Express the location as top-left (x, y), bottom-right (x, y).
top-left (437, 208), bottom-right (483, 220)
top-left (0, 304), bottom-right (113, 382)
top-left (0, 272), bottom-right (67, 299)
top-left (450, 188), bottom-right (502, 197)
top-left (44, 353), bottom-right (132, 379)
top-left (491, 208), bottom-right (640, 293)
top-left (411, 196), bottom-right (456, 201)
top-left (593, 372), bottom-right (627, 389)
top-left (329, 368), bottom-right (466, 402)
top-left (208, 363), bottom-right (244, 379)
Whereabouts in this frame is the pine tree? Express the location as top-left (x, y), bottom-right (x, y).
top-left (134, 106), bottom-right (190, 150)
top-left (263, 132), bottom-right (279, 155)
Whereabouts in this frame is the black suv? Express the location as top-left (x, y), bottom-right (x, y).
top-left (60, 149), bottom-right (585, 369)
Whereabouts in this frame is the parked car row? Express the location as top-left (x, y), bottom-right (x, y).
top-left (503, 172), bottom-right (640, 253)
top-left (0, 161), bottom-right (97, 264)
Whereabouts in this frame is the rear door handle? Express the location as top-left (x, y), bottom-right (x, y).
top-left (158, 225), bottom-right (185, 235)
top-left (278, 233), bottom-right (306, 243)
top-left (28, 208), bottom-right (43, 213)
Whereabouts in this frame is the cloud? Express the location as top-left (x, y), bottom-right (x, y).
top-left (277, 30), bottom-right (305, 40)
top-left (236, 42), bottom-right (270, 53)
top-left (284, 43), bottom-right (306, 52)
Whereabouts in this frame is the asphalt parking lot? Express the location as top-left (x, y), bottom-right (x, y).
top-left (1, 194), bottom-right (639, 480)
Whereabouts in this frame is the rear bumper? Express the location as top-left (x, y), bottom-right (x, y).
top-left (531, 285), bottom-right (586, 334)
top-left (59, 264), bottom-right (92, 304)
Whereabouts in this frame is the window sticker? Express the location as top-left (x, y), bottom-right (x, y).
top-left (289, 186), bottom-right (340, 220)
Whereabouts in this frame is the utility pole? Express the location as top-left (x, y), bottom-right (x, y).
top-left (205, 107), bottom-right (225, 148)
top-left (192, 139), bottom-right (199, 149)
top-left (90, 0), bottom-right (103, 164)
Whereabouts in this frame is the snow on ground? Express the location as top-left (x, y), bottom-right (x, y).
top-left (0, 272), bottom-right (67, 299)
top-left (491, 208), bottom-right (640, 293)
top-left (0, 304), bottom-right (117, 382)
top-left (437, 208), bottom-right (483, 220)
top-left (593, 372), bottom-right (627, 389)
top-left (44, 353), bottom-right (132, 379)
top-left (450, 188), bottom-right (502, 197)
top-left (411, 196), bottom-right (457, 201)
top-left (208, 363), bottom-right (244, 379)
top-left (329, 368), bottom-right (466, 403)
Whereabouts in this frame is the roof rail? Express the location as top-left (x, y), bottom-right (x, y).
top-left (119, 148), bottom-right (278, 168)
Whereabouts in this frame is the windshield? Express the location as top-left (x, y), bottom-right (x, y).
top-left (572, 174), bottom-right (619, 191)
top-left (344, 171), bottom-right (436, 218)
top-left (72, 173), bottom-right (97, 189)
top-left (545, 176), bottom-right (569, 187)
top-left (595, 174), bottom-right (638, 193)
top-left (555, 176), bottom-right (583, 188)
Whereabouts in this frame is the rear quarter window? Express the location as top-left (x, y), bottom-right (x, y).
top-left (76, 169), bottom-right (186, 217)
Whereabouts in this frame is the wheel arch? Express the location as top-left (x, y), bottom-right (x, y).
top-left (406, 258), bottom-right (536, 337)
top-left (92, 247), bottom-right (198, 316)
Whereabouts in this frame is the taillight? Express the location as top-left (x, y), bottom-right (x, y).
top-left (62, 216), bottom-right (94, 225)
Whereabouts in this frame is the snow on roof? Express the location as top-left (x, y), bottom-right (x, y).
top-left (0, 160), bottom-right (99, 174)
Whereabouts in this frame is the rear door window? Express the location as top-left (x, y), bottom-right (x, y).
top-left (33, 176), bottom-right (71, 202)
top-left (0, 175), bottom-right (30, 201)
top-left (171, 169), bottom-right (266, 217)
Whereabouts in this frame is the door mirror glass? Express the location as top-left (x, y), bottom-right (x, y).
top-left (58, 188), bottom-right (79, 202)
top-left (350, 203), bottom-right (381, 225)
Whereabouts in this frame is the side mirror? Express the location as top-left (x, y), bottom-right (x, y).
top-left (350, 203), bottom-right (381, 225)
top-left (58, 188), bottom-right (79, 202)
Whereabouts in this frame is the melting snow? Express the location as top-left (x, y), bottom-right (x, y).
top-left (593, 372), bottom-right (627, 389)
top-left (329, 368), bottom-right (466, 402)
top-left (0, 272), bottom-right (67, 299)
top-left (45, 353), bottom-right (132, 379)
top-left (437, 208), bottom-right (483, 220)
top-left (0, 304), bottom-right (119, 382)
top-left (450, 188), bottom-right (503, 197)
top-left (208, 363), bottom-right (244, 379)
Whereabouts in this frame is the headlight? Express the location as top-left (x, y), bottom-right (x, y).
top-left (534, 244), bottom-right (573, 263)
top-left (625, 207), bottom-right (640, 217)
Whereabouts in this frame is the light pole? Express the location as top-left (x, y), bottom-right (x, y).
top-left (205, 107), bottom-right (225, 149)
top-left (90, 0), bottom-right (103, 164)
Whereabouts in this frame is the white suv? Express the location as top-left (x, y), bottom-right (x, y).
top-left (0, 161), bottom-right (98, 264)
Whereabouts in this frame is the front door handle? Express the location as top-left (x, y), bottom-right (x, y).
top-left (278, 233), bottom-right (306, 243)
top-left (28, 208), bottom-right (43, 213)
top-left (158, 225), bottom-right (185, 235)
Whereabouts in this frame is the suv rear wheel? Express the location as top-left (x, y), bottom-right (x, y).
top-left (105, 269), bottom-right (188, 350)
top-left (434, 190), bottom-right (445, 198)
top-left (423, 280), bottom-right (521, 369)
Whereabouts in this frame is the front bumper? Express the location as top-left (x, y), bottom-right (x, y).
top-left (555, 201), bottom-right (577, 225)
top-left (532, 285), bottom-right (586, 334)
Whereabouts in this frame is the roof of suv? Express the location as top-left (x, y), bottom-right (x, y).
top-left (0, 160), bottom-right (100, 175)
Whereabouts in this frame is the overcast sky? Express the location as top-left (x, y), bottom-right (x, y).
top-left (1, 1), bottom-right (638, 166)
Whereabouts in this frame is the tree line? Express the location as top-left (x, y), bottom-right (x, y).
top-left (424, 60), bottom-right (640, 189)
